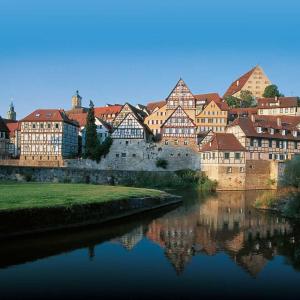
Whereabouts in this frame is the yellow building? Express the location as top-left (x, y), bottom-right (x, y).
top-left (195, 100), bottom-right (229, 133)
top-left (144, 104), bottom-right (168, 136)
top-left (224, 65), bottom-right (271, 99)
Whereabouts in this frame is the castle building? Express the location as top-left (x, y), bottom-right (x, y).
top-left (6, 102), bottom-right (17, 121)
top-left (71, 90), bottom-right (82, 110)
top-left (226, 115), bottom-right (300, 161)
top-left (224, 66), bottom-right (271, 99)
top-left (0, 117), bottom-right (10, 159)
top-left (20, 109), bottom-right (79, 162)
top-left (257, 97), bottom-right (300, 116)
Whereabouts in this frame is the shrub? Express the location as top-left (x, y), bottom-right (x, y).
top-left (156, 159), bottom-right (168, 169)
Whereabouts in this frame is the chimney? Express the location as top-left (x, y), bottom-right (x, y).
top-left (251, 114), bottom-right (255, 122)
top-left (277, 117), bottom-right (282, 127)
top-left (275, 96), bottom-right (278, 101)
top-left (236, 80), bottom-right (240, 87)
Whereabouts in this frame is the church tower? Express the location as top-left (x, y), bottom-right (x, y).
top-left (6, 102), bottom-right (16, 121)
top-left (71, 90), bottom-right (82, 109)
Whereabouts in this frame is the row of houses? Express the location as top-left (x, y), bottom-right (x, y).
top-left (1, 65), bottom-right (300, 188)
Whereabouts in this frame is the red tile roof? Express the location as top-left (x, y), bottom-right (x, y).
top-left (146, 100), bottom-right (166, 113)
top-left (67, 112), bottom-right (87, 127)
top-left (229, 116), bottom-right (300, 141)
top-left (257, 97), bottom-right (298, 109)
top-left (223, 67), bottom-right (256, 98)
top-left (194, 93), bottom-right (222, 103)
top-left (229, 107), bottom-right (258, 116)
top-left (5, 122), bottom-right (19, 137)
top-left (94, 105), bottom-right (122, 117)
top-left (20, 109), bottom-right (78, 126)
top-left (201, 133), bottom-right (245, 151)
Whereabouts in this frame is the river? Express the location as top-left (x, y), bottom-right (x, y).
top-left (0, 190), bottom-right (300, 299)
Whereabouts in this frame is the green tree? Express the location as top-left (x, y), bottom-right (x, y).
top-left (84, 100), bottom-right (99, 160)
top-left (240, 90), bottom-right (256, 107)
top-left (225, 96), bottom-right (240, 108)
top-left (263, 84), bottom-right (284, 98)
top-left (281, 155), bottom-right (300, 188)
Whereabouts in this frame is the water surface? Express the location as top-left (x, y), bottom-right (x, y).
top-left (0, 190), bottom-right (300, 299)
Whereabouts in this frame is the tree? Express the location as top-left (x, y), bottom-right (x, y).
top-left (84, 100), bottom-right (99, 160)
top-left (263, 84), bottom-right (284, 98)
top-left (240, 90), bottom-right (256, 107)
top-left (281, 155), bottom-right (300, 188)
top-left (225, 96), bottom-right (240, 108)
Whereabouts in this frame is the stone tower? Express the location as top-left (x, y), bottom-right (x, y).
top-left (6, 102), bottom-right (16, 121)
top-left (71, 90), bottom-right (82, 109)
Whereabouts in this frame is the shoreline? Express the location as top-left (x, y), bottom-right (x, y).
top-left (0, 194), bottom-right (182, 239)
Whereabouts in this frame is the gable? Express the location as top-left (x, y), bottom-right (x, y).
top-left (162, 106), bottom-right (195, 128)
top-left (166, 79), bottom-right (195, 109)
top-left (112, 113), bottom-right (146, 139)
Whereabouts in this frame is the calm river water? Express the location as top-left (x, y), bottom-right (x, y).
top-left (1, 190), bottom-right (300, 299)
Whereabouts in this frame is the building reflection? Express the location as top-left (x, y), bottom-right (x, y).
top-left (113, 225), bottom-right (144, 251)
top-left (146, 191), bottom-right (293, 276)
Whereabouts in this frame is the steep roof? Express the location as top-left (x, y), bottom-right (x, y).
top-left (5, 122), bottom-right (19, 137)
top-left (257, 97), bottom-right (298, 109)
top-left (146, 100), bottom-right (166, 113)
top-left (67, 112), bottom-right (87, 127)
top-left (223, 67), bottom-right (256, 98)
top-left (94, 105), bottom-right (122, 117)
top-left (228, 116), bottom-right (300, 140)
top-left (0, 117), bottom-right (9, 132)
top-left (194, 93), bottom-right (222, 103)
top-left (201, 133), bottom-right (245, 151)
top-left (20, 109), bottom-right (78, 126)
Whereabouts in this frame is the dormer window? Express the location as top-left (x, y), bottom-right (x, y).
top-left (293, 130), bottom-right (298, 138)
top-left (270, 128), bottom-right (275, 135)
top-left (257, 127), bottom-right (262, 133)
top-left (282, 129), bottom-right (286, 136)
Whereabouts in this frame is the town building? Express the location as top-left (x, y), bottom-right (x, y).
top-left (6, 102), bottom-right (17, 121)
top-left (228, 107), bottom-right (258, 123)
top-left (257, 97), bottom-right (300, 116)
top-left (200, 133), bottom-right (246, 190)
top-left (20, 109), bottom-right (79, 162)
top-left (112, 103), bottom-right (147, 127)
top-left (224, 66), bottom-right (271, 99)
top-left (94, 104), bottom-right (123, 124)
top-left (226, 115), bottom-right (300, 161)
top-left (4, 120), bottom-right (20, 158)
top-left (195, 98), bottom-right (228, 133)
top-left (161, 106), bottom-right (198, 148)
top-left (0, 117), bottom-right (10, 159)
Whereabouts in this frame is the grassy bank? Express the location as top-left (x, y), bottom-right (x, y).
top-left (254, 188), bottom-right (300, 219)
top-left (0, 183), bottom-right (166, 211)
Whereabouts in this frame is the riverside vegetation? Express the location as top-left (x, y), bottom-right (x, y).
top-left (255, 155), bottom-right (300, 219)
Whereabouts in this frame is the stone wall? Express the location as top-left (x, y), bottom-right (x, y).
top-left (0, 165), bottom-right (180, 185)
top-left (245, 160), bottom-right (274, 190)
top-left (65, 139), bottom-right (201, 171)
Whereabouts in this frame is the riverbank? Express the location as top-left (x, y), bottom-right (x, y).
top-left (0, 183), bottom-right (182, 238)
top-left (254, 188), bottom-right (300, 219)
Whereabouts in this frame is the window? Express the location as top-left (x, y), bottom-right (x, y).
top-left (235, 152), bottom-right (241, 159)
top-left (184, 140), bottom-right (188, 145)
top-left (240, 167), bottom-right (245, 173)
top-left (269, 140), bottom-right (272, 148)
top-left (227, 167), bottom-right (232, 173)
top-left (269, 153), bottom-right (273, 160)
top-left (32, 124), bottom-right (36, 129)
top-left (125, 141), bottom-right (129, 145)
top-left (257, 139), bottom-right (262, 147)
top-left (55, 123), bottom-right (59, 129)
top-left (132, 154), bottom-right (136, 157)
top-left (121, 153), bottom-right (126, 157)
top-left (165, 140), bottom-right (169, 145)
top-left (224, 152), bottom-right (230, 159)
top-left (250, 139), bottom-right (254, 147)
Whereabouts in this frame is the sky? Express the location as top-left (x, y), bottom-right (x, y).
top-left (0, 0), bottom-right (300, 119)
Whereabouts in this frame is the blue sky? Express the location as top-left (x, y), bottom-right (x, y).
top-left (0, 0), bottom-right (300, 118)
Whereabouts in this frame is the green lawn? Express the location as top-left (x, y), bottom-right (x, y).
top-left (0, 183), bottom-right (166, 211)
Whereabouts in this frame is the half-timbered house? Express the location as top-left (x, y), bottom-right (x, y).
top-left (257, 97), bottom-right (300, 116)
top-left (200, 133), bottom-right (246, 190)
top-left (226, 115), bottom-right (300, 161)
top-left (20, 109), bottom-right (79, 162)
top-left (0, 117), bottom-right (10, 159)
top-left (161, 106), bottom-right (197, 148)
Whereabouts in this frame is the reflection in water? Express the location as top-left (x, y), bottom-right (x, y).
top-left (0, 190), bottom-right (300, 299)
top-left (147, 191), bottom-right (295, 276)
